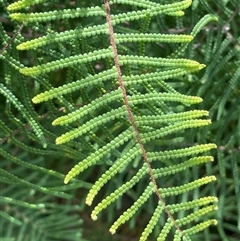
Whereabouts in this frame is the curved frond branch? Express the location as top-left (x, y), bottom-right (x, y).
top-left (128, 93), bottom-right (203, 106)
top-left (123, 69), bottom-right (194, 87)
top-left (135, 110), bottom-right (209, 125)
top-left (115, 33), bottom-right (193, 44)
top-left (119, 55), bottom-right (205, 71)
top-left (139, 202), bottom-right (164, 241)
top-left (148, 144), bottom-right (217, 161)
top-left (32, 67), bottom-right (118, 103)
top-left (167, 197), bottom-right (218, 213)
top-left (0, 83), bottom-right (46, 147)
top-left (20, 48), bottom-right (113, 76)
top-left (109, 184), bottom-right (154, 234)
top-left (159, 176), bottom-right (217, 198)
top-left (7, 0), bottom-right (47, 11)
top-left (55, 106), bottom-right (126, 145)
top-left (141, 120), bottom-right (211, 143)
top-left (52, 88), bottom-right (122, 126)
top-left (86, 145), bottom-right (142, 206)
top-left (110, 0), bottom-right (193, 25)
top-left (90, 163), bottom-right (148, 213)
top-left (152, 156), bottom-right (214, 178)
top-left (0, 168), bottom-right (70, 198)
top-left (17, 24), bottom-right (109, 50)
top-left (9, 6), bottom-right (105, 22)
top-left (64, 128), bottom-right (135, 184)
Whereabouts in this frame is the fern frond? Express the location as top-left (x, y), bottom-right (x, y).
top-left (86, 145), bottom-right (142, 206)
top-left (128, 93), bottom-right (203, 105)
top-left (52, 88), bottom-right (122, 126)
top-left (64, 128), bottom-right (135, 184)
top-left (20, 48), bottom-right (113, 76)
top-left (16, 24), bottom-right (109, 50)
top-left (3, 0), bottom-right (222, 240)
top-left (217, 66), bottom-right (240, 119)
top-left (135, 110), bottom-right (209, 125)
top-left (7, 0), bottom-right (47, 11)
top-left (148, 144), bottom-right (217, 160)
top-left (141, 120), bottom-right (211, 142)
top-left (109, 0), bottom-right (193, 22)
top-left (107, 176), bottom-right (216, 234)
top-left (9, 6), bottom-right (105, 22)
top-left (140, 202), bottom-right (165, 241)
top-left (32, 67), bottom-right (118, 103)
top-left (0, 83), bottom-right (46, 147)
top-left (123, 70), bottom-right (186, 88)
top-left (0, 168), bottom-right (70, 198)
top-left (182, 219), bottom-right (218, 237)
top-left (119, 55), bottom-right (205, 70)
top-left (0, 196), bottom-right (45, 210)
top-left (115, 33), bottom-right (193, 44)
top-left (56, 106), bottom-right (127, 145)
top-left (0, 209), bottom-right (22, 226)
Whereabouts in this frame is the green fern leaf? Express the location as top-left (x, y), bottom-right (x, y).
top-left (0, 83), bottom-right (46, 147)
top-left (5, 0), bottom-right (221, 239)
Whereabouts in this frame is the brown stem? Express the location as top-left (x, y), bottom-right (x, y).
top-left (104, 0), bottom-right (183, 235)
top-left (0, 23), bottom-right (24, 55)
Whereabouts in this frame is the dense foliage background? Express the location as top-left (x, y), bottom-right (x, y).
top-left (1, 0), bottom-right (239, 240)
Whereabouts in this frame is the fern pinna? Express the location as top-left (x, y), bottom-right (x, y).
top-left (6, 0), bottom-right (219, 240)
